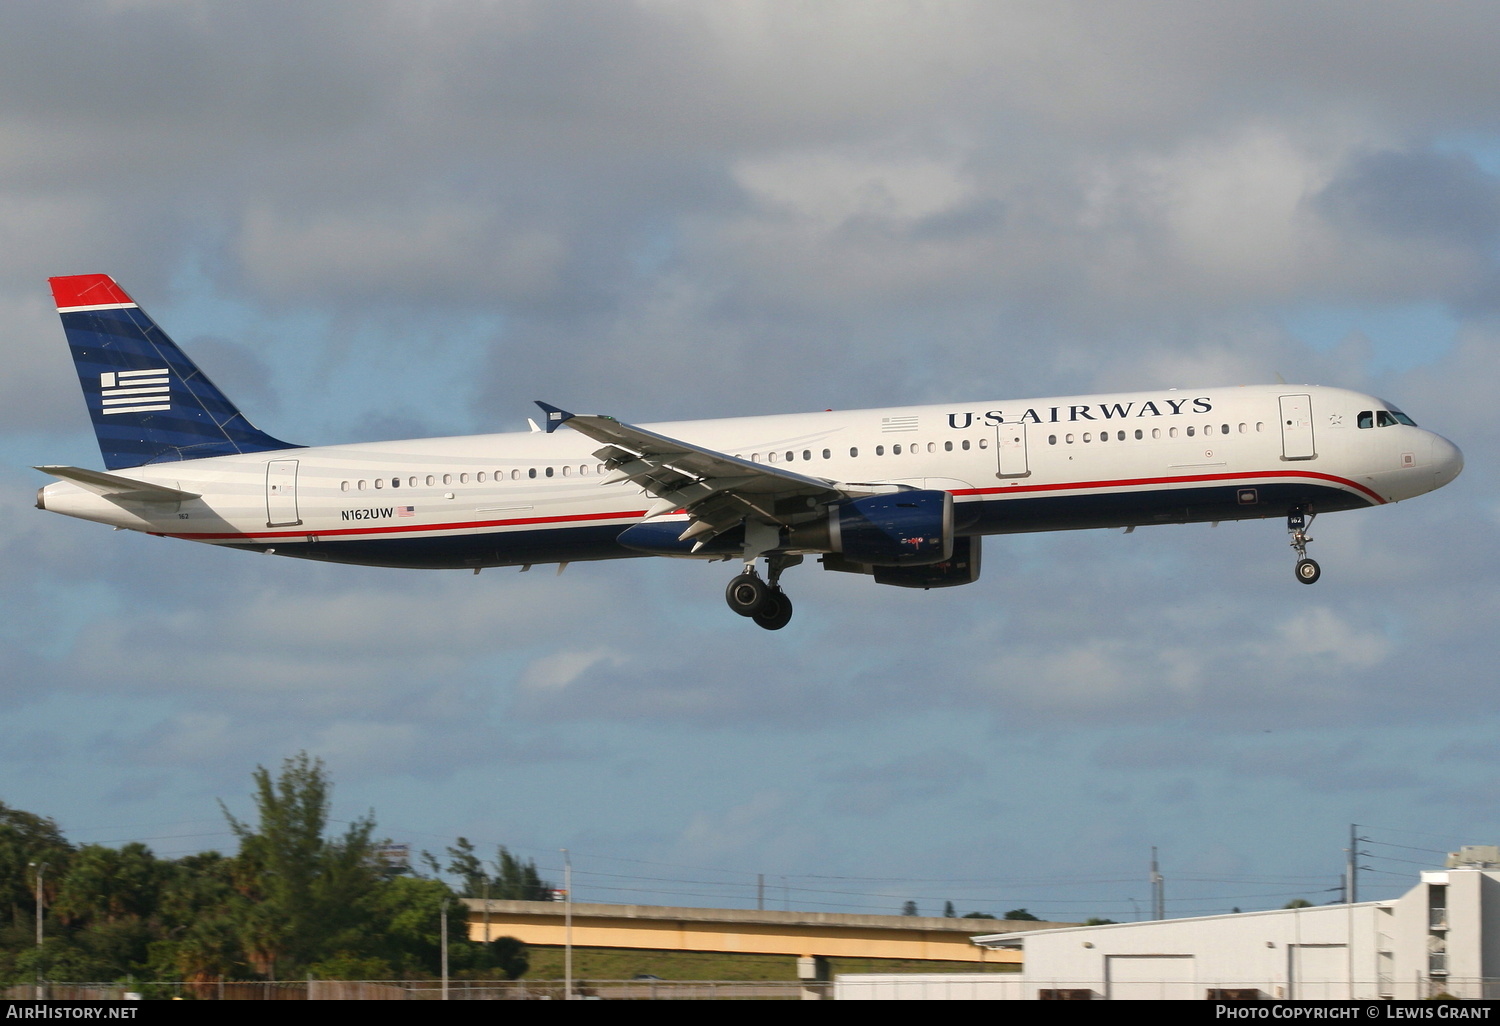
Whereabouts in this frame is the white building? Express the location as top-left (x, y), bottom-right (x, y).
top-left (837, 865), bottom-right (1500, 1000)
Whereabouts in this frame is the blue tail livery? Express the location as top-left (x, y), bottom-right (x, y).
top-left (50, 274), bottom-right (299, 470)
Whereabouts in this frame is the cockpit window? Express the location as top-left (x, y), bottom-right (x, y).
top-left (1376, 401), bottom-right (1418, 427)
top-left (1357, 411), bottom-right (1373, 429)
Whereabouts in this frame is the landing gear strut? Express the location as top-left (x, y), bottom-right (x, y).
top-left (725, 554), bottom-right (801, 630)
top-left (1288, 508), bottom-right (1320, 585)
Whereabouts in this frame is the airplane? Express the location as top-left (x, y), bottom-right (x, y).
top-left (35, 274), bottom-right (1463, 630)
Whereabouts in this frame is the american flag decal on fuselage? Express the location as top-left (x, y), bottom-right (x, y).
top-left (100, 368), bottom-right (170, 415)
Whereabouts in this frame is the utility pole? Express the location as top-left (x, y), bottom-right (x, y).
top-left (1151, 848), bottom-right (1164, 920)
top-left (440, 896), bottom-right (449, 1001)
top-left (29, 862), bottom-right (45, 1000)
top-left (562, 849), bottom-right (572, 1001)
top-left (1346, 824), bottom-right (1359, 904)
top-left (482, 874), bottom-right (491, 944)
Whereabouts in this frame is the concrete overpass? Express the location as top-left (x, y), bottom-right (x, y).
top-left (463, 899), bottom-right (1073, 965)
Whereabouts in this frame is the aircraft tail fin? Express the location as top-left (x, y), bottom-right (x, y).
top-left (49, 274), bottom-right (300, 470)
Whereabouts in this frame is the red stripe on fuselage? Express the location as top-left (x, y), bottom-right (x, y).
top-left (160, 507), bottom-right (651, 541)
top-left (154, 468), bottom-right (1380, 544)
top-left (951, 468), bottom-right (1386, 506)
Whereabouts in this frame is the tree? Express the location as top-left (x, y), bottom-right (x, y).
top-left (962, 911), bottom-right (997, 919)
top-left (1284, 899), bottom-right (1313, 909)
top-left (943, 901), bottom-right (956, 918)
top-left (53, 843), bottom-right (162, 927)
top-left (0, 802), bottom-right (71, 928)
top-left (1003, 908), bottom-right (1041, 921)
top-left (445, 838), bottom-right (489, 898)
top-left (442, 840), bottom-right (551, 901)
top-left (220, 753), bottom-right (380, 978)
top-left (492, 846), bottom-right (552, 901)
top-left (147, 852), bottom-right (247, 984)
top-left (901, 900), bottom-right (918, 916)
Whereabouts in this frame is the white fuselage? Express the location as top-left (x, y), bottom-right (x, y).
top-left (38, 384), bottom-right (1462, 570)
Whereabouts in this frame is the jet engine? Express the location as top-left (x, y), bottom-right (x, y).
top-left (871, 536), bottom-right (981, 588)
top-left (787, 489), bottom-right (954, 565)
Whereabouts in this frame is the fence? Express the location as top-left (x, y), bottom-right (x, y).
top-left (5, 979), bottom-right (810, 1001)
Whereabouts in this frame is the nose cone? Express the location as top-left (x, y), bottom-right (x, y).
top-left (1431, 433), bottom-right (1464, 490)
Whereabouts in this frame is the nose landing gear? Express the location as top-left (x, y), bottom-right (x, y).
top-left (1288, 508), bottom-right (1320, 584)
top-left (725, 554), bottom-right (801, 630)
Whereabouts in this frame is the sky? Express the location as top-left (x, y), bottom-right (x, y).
top-left (2, 0), bottom-right (1498, 924)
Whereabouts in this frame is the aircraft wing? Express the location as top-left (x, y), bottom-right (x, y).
top-left (535, 402), bottom-right (855, 545)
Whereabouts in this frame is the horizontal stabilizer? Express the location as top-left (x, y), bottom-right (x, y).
top-left (35, 465), bottom-right (200, 502)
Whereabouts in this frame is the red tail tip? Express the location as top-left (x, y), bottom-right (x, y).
top-left (49, 274), bottom-right (134, 310)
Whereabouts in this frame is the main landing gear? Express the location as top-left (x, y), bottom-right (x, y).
top-left (1288, 507), bottom-right (1320, 585)
top-left (725, 554), bottom-right (801, 630)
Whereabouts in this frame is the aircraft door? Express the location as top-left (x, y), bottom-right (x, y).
top-left (996, 422), bottom-right (1029, 478)
top-left (266, 458), bottom-right (303, 527)
top-left (1278, 394), bottom-right (1316, 460)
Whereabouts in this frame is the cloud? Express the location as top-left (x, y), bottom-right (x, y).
top-left (3, 0), bottom-right (1499, 914)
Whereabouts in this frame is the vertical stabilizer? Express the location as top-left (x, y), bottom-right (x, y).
top-left (50, 274), bottom-right (299, 470)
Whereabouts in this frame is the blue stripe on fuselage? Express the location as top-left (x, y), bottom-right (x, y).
top-left (226, 482), bottom-right (1371, 570)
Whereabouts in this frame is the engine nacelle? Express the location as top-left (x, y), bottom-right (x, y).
top-left (872, 536), bottom-right (981, 588)
top-left (792, 489), bottom-right (954, 566)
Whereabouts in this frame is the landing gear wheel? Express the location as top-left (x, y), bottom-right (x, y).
top-left (726, 573), bottom-right (770, 616)
top-left (1287, 507), bottom-right (1321, 585)
top-left (752, 590), bottom-right (794, 631)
